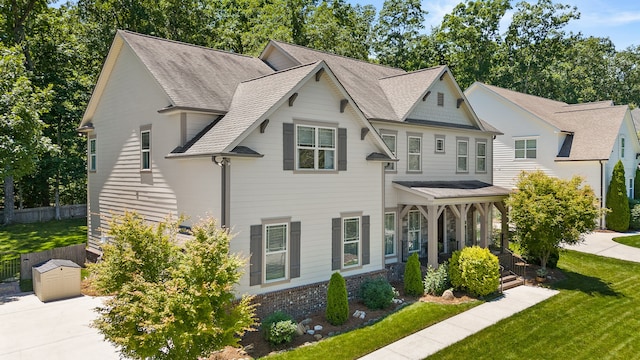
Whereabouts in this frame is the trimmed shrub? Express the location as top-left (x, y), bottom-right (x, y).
top-left (448, 246), bottom-right (500, 297)
top-left (631, 204), bottom-right (640, 230)
top-left (262, 311), bottom-right (297, 345)
top-left (635, 168), bottom-right (640, 199)
top-left (359, 277), bottom-right (394, 310)
top-left (423, 261), bottom-right (450, 295)
top-left (326, 272), bottom-right (349, 325)
top-left (606, 160), bottom-right (630, 231)
top-left (449, 251), bottom-right (463, 289)
top-left (404, 253), bottom-right (424, 296)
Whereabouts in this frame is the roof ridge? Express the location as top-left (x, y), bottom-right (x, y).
top-left (555, 104), bottom-right (627, 114)
top-left (240, 61), bottom-right (319, 83)
top-left (119, 29), bottom-right (257, 60)
top-left (271, 40), bottom-right (406, 73)
top-left (481, 82), bottom-right (568, 106)
top-left (561, 100), bottom-right (613, 108)
top-left (379, 65), bottom-right (446, 80)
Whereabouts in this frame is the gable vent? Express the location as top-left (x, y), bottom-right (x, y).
top-left (437, 92), bottom-right (444, 107)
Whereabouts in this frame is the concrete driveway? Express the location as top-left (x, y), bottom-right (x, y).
top-left (0, 293), bottom-right (120, 360)
top-left (564, 230), bottom-right (640, 263)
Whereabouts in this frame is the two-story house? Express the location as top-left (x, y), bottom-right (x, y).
top-left (465, 82), bottom-right (640, 229)
top-left (79, 31), bottom-right (509, 317)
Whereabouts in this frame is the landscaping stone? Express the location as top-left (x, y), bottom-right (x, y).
top-left (313, 325), bottom-right (323, 331)
top-left (296, 322), bottom-right (306, 336)
top-left (301, 318), bottom-right (312, 325)
top-left (307, 329), bottom-right (315, 335)
top-left (442, 289), bottom-right (455, 300)
top-left (314, 334), bottom-right (323, 340)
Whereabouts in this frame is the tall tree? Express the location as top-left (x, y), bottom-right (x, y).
top-left (0, 45), bottom-right (52, 224)
top-left (373, 0), bottom-right (427, 69)
top-left (435, 0), bottom-right (511, 89)
top-left (606, 160), bottom-right (630, 232)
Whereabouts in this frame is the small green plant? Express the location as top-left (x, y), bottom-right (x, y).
top-left (630, 203), bottom-right (640, 230)
top-left (359, 277), bottom-right (394, 309)
top-left (448, 246), bottom-right (499, 297)
top-left (404, 253), bottom-right (424, 296)
top-left (536, 268), bottom-right (548, 278)
top-left (423, 261), bottom-right (450, 296)
top-left (262, 311), bottom-right (297, 345)
top-left (326, 272), bottom-right (349, 325)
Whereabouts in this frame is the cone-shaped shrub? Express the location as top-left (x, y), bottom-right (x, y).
top-left (326, 272), bottom-right (349, 325)
top-left (606, 160), bottom-right (630, 231)
top-left (635, 168), bottom-right (640, 200)
top-left (404, 252), bottom-right (424, 296)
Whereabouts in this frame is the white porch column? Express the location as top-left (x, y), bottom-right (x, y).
top-left (494, 201), bottom-right (509, 251)
top-left (475, 203), bottom-right (490, 248)
top-left (427, 205), bottom-right (438, 268)
top-left (456, 204), bottom-right (471, 251)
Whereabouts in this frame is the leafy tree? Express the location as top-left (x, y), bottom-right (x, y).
top-left (403, 252), bottom-right (423, 296)
top-left (507, 171), bottom-right (600, 271)
top-left (606, 160), bottom-right (630, 231)
top-left (0, 44), bottom-right (52, 224)
top-left (373, 0), bottom-right (427, 69)
top-left (325, 272), bottom-right (349, 325)
top-left (90, 213), bottom-right (256, 359)
top-left (434, 0), bottom-right (511, 89)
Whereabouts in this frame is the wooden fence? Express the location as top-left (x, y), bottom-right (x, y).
top-left (0, 253), bottom-right (20, 282)
top-left (0, 204), bottom-right (86, 224)
top-left (20, 244), bottom-right (86, 280)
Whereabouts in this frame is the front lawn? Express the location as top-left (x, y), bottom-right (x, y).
top-left (266, 300), bottom-right (478, 359)
top-left (612, 234), bottom-right (640, 249)
top-left (0, 218), bottom-right (87, 257)
top-left (428, 250), bottom-right (640, 359)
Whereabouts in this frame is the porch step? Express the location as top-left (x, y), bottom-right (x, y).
top-left (499, 273), bottom-right (524, 291)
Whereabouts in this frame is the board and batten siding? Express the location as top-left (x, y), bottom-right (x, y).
top-left (87, 43), bottom-right (220, 246)
top-left (228, 73), bottom-right (385, 295)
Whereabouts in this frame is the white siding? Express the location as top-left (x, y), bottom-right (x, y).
top-left (408, 76), bottom-right (476, 128)
top-left (262, 47), bottom-right (298, 71)
top-left (186, 113), bottom-right (216, 140)
top-left (228, 74), bottom-right (385, 295)
top-left (87, 44), bottom-right (220, 246)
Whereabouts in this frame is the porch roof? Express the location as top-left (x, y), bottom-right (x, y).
top-left (393, 180), bottom-right (511, 204)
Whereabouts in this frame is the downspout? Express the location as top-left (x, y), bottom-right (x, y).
top-left (600, 160), bottom-right (605, 229)
top-left (212, 156), bottom-right (231, 228)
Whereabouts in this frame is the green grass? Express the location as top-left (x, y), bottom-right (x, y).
top-left (612, 234), bottom-right (640, 248)
top-left (0, 218), bottom-right (86, 258)
top-left (265, 300), bottom-right (479, 359)
top-left (428, 250), bottom-right (640, 359)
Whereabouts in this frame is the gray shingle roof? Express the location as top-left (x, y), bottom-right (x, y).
top-left (33, 259), bottom-right (81, 273)
top-left (477, 83), bottom-right (629, 161)
top-left (265, 41), bottom-right (406, 121)
top-left (379, 66), bottom-right (446, 120)
top-left (632, 108), bottom-right (640, 130)
top-left (394, 180), bottom-right (511, 199)
top-left (179, 62), bottom-right (321, 155)
top-left (119, 30), bottom-right (273, 113)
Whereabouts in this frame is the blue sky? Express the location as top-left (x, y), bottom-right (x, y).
top-left (350, 0), bottom-right (640, 50)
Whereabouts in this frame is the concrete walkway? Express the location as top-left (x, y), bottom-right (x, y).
top-left (360, 285), bottom-right (559, 360)
top-left (564, 230), bottom-right (640, 263)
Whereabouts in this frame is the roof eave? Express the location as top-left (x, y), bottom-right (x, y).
top-left (158, 105), bottom-right (227, 115)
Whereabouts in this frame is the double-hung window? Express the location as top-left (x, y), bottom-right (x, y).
top-left (515, 138), bottom-right (536, 159)
top-left (297, 125), bottom-right (336, 170)
top-left (476, 140), bottom-right (487, 173)
top-left (407, 135), bottom-right (422, 172)
top-left (265, 223), bottom-right (288, 282)
top-left (408, 210), bottom-right (421, 253)
top-left (141, 127), bottom-right (151, 170)
top-left (384, 212), bottom-right (396, 256)
top-left (382, 134), bottom-right (396, 171)
top-left (457, 139), bottom-right (468, 172)
top-left (343, 217), bottom-right (360, 267)
top-left (89, 137), bottom-right (97, 172)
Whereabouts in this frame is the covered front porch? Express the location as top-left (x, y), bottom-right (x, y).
top-left (392, 181), bottom-right (511, 268)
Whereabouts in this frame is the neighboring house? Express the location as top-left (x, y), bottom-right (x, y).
top-left (78, 31), bottom-right (508, 317)
top-left (465, 83), bottom-right (640, 229)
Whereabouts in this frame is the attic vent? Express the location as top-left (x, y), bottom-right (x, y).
top-left (437, 92), bottom-right (444, 107)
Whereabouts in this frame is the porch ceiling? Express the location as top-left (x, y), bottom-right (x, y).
top-left (393, 180), bottom-right (511, 205)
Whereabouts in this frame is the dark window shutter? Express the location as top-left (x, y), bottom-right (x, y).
top-left (283, 123), bottom-right (295, 170)
top-left (362, 215), bottom-right (370, 265)
top-left (249, 225), bottom-right (262, 286)
top-left (332, 218), bottom-right (341, 270)
top-left (290, 221), bottom-right (301, 278)
top-left (338, 128), bottom-right (347, 171)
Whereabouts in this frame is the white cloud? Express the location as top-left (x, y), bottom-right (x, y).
top-left (423, 0), bottom-right (461, 29)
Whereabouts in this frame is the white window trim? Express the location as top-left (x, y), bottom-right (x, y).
top-left (457, 138), bottom-right (469, 173)
top-left (514, 137), bottom-right (538, 160)
top-left (295, 124), bottom-right (337, 171)
top-left (342, 216), bottom-right (361, 268)
top-left (407, 135), bottom-right (422, 172)
top-left (475, 140), bottom-right (487, 173)
top-left (435, 135), bottom-right (445, 154)
top-left (384, 212), bottom-right (396, 256)
top-left (89, 137), bottom-right (96, 172)
top-left (264, 222), bottom-right (289, 283)
top-left (382, 133), bottom-right (397, 172)
top-left (140, 128), bottom-right (151, 171)
top-left (407, 210), bottom-right (421, 254)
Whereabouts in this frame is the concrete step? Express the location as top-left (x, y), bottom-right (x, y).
top-left (501, 277), bottom-right (524, 291)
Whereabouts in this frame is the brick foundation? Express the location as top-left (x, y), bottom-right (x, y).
top-left (252, 269), bottom-right (389, 320)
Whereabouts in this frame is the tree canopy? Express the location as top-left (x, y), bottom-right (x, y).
top-left (507, 171), bottom-right (600, 270)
